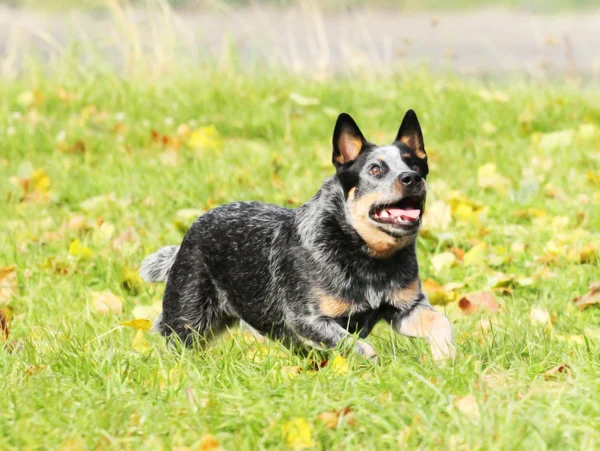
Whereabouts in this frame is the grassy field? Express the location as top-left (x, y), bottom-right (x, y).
top-left (1, 64), bottom-right (600, 450)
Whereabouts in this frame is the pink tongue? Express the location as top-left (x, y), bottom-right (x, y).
top-left (387, 208), bottom-right (420, 221)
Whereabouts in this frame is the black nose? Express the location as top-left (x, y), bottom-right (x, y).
top-left (399, 171), bottom-right (422, 186)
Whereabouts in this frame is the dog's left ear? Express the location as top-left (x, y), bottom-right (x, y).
top-left (395, 109), bottom-right (426, 159)
top-left (332, 113), bottom-right (367, 168)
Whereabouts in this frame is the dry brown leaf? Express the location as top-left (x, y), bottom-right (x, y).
top-left (91, 290), bottom-right (123, 315)
top-left (0, 266), bottom-right (18, 304)
top-left (317, 406), bottom-right (356, 429)
top-left (0, 306), bottom-right (14, 340)
top-left (24, 365), bottom-right (47, 376)
top-left (458, 292), bottom-right (499, 315)
top-left (543, 364), bottom-right (571, 379)
top-left (573, 282), bottom-right (600, 311)
top-left (453, 394), bottom-right (480, 419)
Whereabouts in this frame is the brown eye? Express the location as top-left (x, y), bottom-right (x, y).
top-left (412, 165), bottom-right (421, 174)
top-left (369, 165), bottom-right (381, 176)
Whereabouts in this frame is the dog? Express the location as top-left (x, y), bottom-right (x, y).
top-left (140, 110), bottom-right (455, 362)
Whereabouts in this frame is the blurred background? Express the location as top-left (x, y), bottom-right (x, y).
top-left (1, 0), bottom-right (600, 79)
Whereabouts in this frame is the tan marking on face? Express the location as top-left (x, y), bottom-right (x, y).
top-left (415, 148), bottom-right (427, 159)
top-left (338, 134), bottom-right (363, 164)
top-left (391, 279), bottom-right (421, 308)
top-left (348, 191), bottom-right (412, 258)
top-left (401, 152), bottom-right (411, 159)
top-left (317, 292), bottom-right (353, 317)
top-left (377, 156), bottom-right (385, 161)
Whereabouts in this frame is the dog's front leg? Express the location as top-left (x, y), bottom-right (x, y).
top-left (291, 316), bottom-right (378, 362)
top-left (390, 302), bottom-right (455, 361)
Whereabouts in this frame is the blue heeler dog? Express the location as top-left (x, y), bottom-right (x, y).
top-left (140, 110), bottom-right (455, 362)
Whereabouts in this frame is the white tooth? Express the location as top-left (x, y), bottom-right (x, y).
top-left (380, 210), bottom-right (390, 218)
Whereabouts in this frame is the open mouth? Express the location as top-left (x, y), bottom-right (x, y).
top-left (369, 196), bottom-right (424, 226)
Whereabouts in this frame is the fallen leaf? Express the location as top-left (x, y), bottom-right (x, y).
top-left (317, 406), bottom-right (356, 429)
top-left (69, 239), bottom-right (92, 259)
top-left (423, 279), bottom-right (460, 305)
top-left (120, 267), bottom-right (143, 294)
top-left (543, 364), bottom-right (571, 379)
top-left (91, 290), bottom-right (123, 315)
top-left (586, 170), bottom-right (600, 186)
top-left (0, 306), bottom-right (14, 340)
top-left (281, 366), bottom-right (303, 379)
top-left (189, 125), bottom-right (222, 151)
top-left (197, 434), bottom-right (220, 451)
top-left (132, 329), bottom-right (149, 353)
top-left (431, 252), bottom-right (456, 273)
top-left (24, 364), bottom-right (47, 376)
top-left (281, 418), bottom-right (315, 449)
top-left (453, 394), bottom-right (480, 419)
top-left (458, 292), bottom-right (499, 315)
top-left (573, 282), bottom-right (600, 311)
top-left (463, 243), bottom-right (487, 266)
top-left (530, 308), bottom-right (551, 326)
top-left (331, 355), bottom-right (349, 375)
top-left (121, 319), bottom-right (152, 331)
top-left (0, 266), bottom-right (18, 304)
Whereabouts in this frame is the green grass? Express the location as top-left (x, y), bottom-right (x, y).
top-left (1, 65), bottom-right (599, 450)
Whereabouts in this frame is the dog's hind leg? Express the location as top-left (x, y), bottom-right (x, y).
top-left (158, 250), bottom-right (238, 348)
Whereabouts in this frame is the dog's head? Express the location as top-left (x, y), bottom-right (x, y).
top-left (332, 110), bottom-right (428, 258)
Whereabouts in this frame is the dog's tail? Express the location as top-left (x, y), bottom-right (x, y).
top-left (140, 245), bottom-right (179, 283)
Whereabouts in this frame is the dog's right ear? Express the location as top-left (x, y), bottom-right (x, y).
top-left (332, 113), bottom-right (367, 168)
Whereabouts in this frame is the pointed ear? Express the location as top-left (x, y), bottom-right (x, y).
top-left (395, 109), bottom-right (427, 159)
top-left (332, 113), bottom-right (367, 167)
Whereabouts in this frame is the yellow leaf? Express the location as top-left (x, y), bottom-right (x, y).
top-left (69, 239), bottom-right (92, 259)
top-left (197, 433), bottom-right (220, 451)
top-left (120, 267), bottom-right (143, 295)
top-left (91, 290), bottom-right (123, 315)
top-left (281, 418), bottom-right (315, 449)
top-left (331, 355), bottom-right (349, 375)
top-left (431, 252), bottom-right (457, 273)
top-left (189, 125), bottom-right (222, 151)
top-left (121, 318), bottom-right (152, 331)
top-left (463, 243), bottom-right (487, 266)
top-left (586, 170), bottom-right (600, 186)
top-left (31, 169), bottom-right (51, 193)
top-left (133, 329), bottom-right (149, 353)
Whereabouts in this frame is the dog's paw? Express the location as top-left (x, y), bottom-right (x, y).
top-left (357, 341), bottom-right (380, 364)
